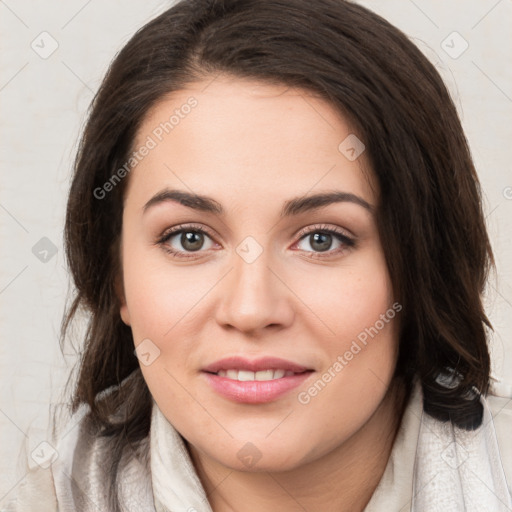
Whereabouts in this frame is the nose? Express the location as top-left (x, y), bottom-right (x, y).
top-left (214, 245), bottom-right (295, 335)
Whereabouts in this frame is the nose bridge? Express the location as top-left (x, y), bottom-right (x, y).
top-left (216, 235), bottom-right (293, 333)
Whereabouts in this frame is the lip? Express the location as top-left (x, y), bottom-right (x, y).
top-left (202, 371), bottom-right (314, 404)
top-left (202, 356), bottom-right (312, 374)
top-left (201, 356), bottom-right (314, 404)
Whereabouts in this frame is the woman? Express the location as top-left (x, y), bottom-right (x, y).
top-left (4, 0), bottom-right (511, 511)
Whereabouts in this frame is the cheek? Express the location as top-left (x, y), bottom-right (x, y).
top-left (294, 260), bottom-right (398, 450)
top-left (121, 237), bottom-right (209, 341)
top-left (292, 250), bottom-right (394, 349)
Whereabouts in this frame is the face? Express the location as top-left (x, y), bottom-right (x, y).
top-left (118, 75), bottom-right (400, 472)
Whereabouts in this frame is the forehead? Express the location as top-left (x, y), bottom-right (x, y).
top-left (126, 75), bottom-right (376, 211)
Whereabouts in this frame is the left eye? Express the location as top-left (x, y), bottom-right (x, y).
top-left (295, 230), bottom-right (349, 253)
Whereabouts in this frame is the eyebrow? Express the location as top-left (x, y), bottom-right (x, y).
top-left (142, 188), bottom-right (373, 218)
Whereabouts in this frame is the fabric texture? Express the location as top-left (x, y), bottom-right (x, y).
top-left (2, 376), bottom-right (511, 512)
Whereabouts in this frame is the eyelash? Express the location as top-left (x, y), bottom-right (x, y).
top-left (156, 223), bottom-right (355, 260)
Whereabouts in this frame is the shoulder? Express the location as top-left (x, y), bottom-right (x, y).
top-left (486, 379), bottom-right (512, 496)
top-left (2, 403), bottom-right (153, 512)
top-left (2, 369), bottom-right (154, 512)
top-left (1, 405), bottom-right (103, 512)
top-left (0, 405), bottom-right (89, 512)
top-left (51, 403), bottom-right (153, 509)
top-left (0, 464), bottom-right (58, 512)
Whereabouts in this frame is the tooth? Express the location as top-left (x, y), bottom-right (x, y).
top-left (226, 369), bottom-right (238, 380)
top-left (237, 370), bottom-right (255, 381)
top-left (219, 369), bottom-right (296, 381)
top-left (255, 370), bottom-right (275, 381)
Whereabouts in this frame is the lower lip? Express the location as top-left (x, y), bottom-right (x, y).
top-left (202, 371), bottom-right (314, 404)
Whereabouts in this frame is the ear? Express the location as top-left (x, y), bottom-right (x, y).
top-left (115, 273), bottom-right (131, 326)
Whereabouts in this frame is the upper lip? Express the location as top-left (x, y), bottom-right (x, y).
top-left (202, 356), bottom-right (313, 374)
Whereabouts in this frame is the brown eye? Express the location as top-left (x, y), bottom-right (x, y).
top-left (161, 228), bottom-right (215, 255)
top-left (179, 231), bottom-right (205, 251)
top-left (296, 230), bottom-right (353, 253)
top-left (293, 225), bottom-right (356, 259)
top-left (308, 232), bottom-right (333, 252)
top-left (157, 224), bottom-right (219, 259)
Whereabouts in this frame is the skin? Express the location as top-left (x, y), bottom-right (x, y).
top-left (118, 74), bottom-right (406, 512)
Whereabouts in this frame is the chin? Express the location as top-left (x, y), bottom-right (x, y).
top-left (226, 450), bottom-right (307, 473)
top-left (200, 434), bottom-right (314, 473)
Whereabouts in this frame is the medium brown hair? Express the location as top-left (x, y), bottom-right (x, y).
top-left (61, 0), bottom-right (494, 508)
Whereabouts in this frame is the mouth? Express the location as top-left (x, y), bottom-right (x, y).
top-left (201, 356), bottom-right (315, 404)
top-left (211, 369), bottom-right (298, 380)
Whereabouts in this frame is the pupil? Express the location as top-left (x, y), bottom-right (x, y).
top-left (311, 232), bottom-right (331, 252)
top-left (182, 231), bottom-right (203, 251)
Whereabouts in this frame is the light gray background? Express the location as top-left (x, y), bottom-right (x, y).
top-left (1, 0), bottom-right (511, 504)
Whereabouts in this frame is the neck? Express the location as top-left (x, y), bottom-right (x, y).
top-left (188, 377), bottom-right (410, 512)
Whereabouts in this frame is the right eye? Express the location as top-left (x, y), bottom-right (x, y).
top-left (157, 224), bottom-right (218, 259)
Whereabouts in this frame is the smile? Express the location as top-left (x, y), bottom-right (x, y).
top-left (215, 369), bottom-right (296, 381)
top-left (202, 369), bottom-right (314, 404)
